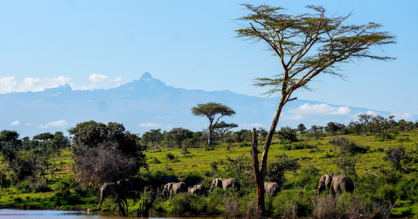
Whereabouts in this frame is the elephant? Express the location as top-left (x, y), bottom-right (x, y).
top-left (161, 182), bottom-right (188, 199)
top-left (98, 182), bottom-right (123, 209)
top-left (208, 178), bottom-right (240, 192)
top-left (314, 173), bottom-right (354, 196)
top-left (188, 184), bottom-right (204, 195)
top-left (160, 175), bottom-right (179, 185)
top-left (264, 182), bottom-right (279, 196)
top-left (117, 179), bottom-right (136, 203)
top-left (97, 179), bottom-right (135, 210)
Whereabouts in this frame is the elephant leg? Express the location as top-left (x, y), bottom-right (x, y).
top-left (98, 192), bottom-right (104, 209)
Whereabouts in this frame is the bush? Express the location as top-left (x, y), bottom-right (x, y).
top-left (149, 157), bottom-right (161, 164)
top-left (29, 178), bottom-right (51, 193)
top-left (166, 153), bottom-right (175, 161)
top-left (182, 171), bottom-right (203, 187)
top-left (15, 181), bottom-right (31, 193)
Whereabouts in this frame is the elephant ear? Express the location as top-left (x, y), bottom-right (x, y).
top-left (325, 174), bottom-right (332, 188)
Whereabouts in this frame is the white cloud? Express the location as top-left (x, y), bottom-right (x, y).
top-left (391, 113), bottom-right (413, 120)
top-left (89, 74), bottom-right (122, 84)
top-left (39, 119), bottom-right (68, 128)
top-left (241, 123), bottom-right (263, 127)
top-left (0, 76), bottom-right (72, 94)
top-left (74, 74), bottom-right (126, 91)
top-left (283, 114), bottom-right (304, 120)
top-left (289, 103), bottom-right (350, 115)
top-left (25, 123), bottom-right (32, 126)
top-left (139, 122), bottom-right (160, 127)
top-left (353, 110), bottom-right (380, 118)
top-left (10, 120), bottom-right (20, 126)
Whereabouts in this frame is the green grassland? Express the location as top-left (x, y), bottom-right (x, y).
top-left (146, 132), bottom-right (418, 177)
top-left (1, 131), bottom-right (418, 217)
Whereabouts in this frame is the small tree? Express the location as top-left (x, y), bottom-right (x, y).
top-left (142, 129), bottom-right (163, 148)
top-left (213, 121), bottom-right (238, 136)
top-left (297, 123), bottom-right (307, 135)
top-left (236, 4), bottom-right (395, 214)
top-left (276, 126), bottom-right (298, 142)
top-left (191, 102), bottom-right (236, 146)
top-left (0, 130), bottom-right (21, 167)
top-left (167, 128), bottom-right (194, 155)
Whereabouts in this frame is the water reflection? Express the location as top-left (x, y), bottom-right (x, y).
top-left (0, 209), bottom-right (222, 219)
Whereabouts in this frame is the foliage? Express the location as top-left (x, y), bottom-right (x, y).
top-left (71, 122), bottom-right (147, 184)
top-left (277, 126), bottom-right (298, 142)
top-left (191, 102), bottom-right (236, 146)
top-left (266, 153), bottom-right (300, 187)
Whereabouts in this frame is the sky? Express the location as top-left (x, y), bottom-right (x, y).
top-left (0, 0), bottom-right (417, 116)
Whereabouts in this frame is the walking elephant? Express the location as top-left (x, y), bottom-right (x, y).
top-left (188, 184), bottom-right (204, 195)
top-left (314, 173), bottom-right (354, 196)
top-left (208, 178), bottom-right (240, 192)
top-left (264, 182), bottom-right (279, 196)
top-left (98, 182), bottom-right (124, 209)
top-left (161, 182), bottom-right (188, 199)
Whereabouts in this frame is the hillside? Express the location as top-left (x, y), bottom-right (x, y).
top-left (1, 131), bottom-right (418, 217)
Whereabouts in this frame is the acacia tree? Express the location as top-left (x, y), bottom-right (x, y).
top-left (213, 121), bottom-right (238, 137)
top-left (191, 102), bottom-right (236, 146)
top-left (236, 4), bottom-right (396, 214)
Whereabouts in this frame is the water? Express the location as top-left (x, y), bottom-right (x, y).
top-left (0, 209), bottom-right (105, 219)
top-left (0, 209), bottom-right (221, 219)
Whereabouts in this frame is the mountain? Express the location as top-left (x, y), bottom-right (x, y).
top-left (0, 73), bottom-right (415, 137)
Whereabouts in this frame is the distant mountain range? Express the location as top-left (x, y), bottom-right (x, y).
top-left (0, 72), bottom-right (415, 138)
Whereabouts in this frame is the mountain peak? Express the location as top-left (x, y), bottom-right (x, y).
top-left (140, 72), bottom-right (153, 81)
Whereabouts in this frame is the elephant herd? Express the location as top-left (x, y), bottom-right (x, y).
top-left (161, 177), bottom-right (241, 199)
top-left (98, 173), bottom-right (354, 209)
top-left (161, 173), bottom-right (355, 199)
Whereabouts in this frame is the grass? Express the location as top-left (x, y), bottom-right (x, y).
top-left (145, 131), bottom-right (418, 177)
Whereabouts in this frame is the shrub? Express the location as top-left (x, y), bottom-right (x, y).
top-left (29, 178), bottom-right (51, 193)
top-left (166, 153), bottom-right (175, 161)
top-left (149, 157), bottom-right (161, 164)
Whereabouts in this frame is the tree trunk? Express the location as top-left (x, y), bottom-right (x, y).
top-left (251, 128), bottom-right (265, 216)
top-left (250, 98), bottom-right (285, 216)
top-left (143, 193), bottom-right (156, 217)
top-left (208, 123), bottom-right (213, 146)
top-left (8, 155), bottom-right (13, 167)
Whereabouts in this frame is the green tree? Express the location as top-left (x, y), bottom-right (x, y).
top-left (0, 130), bottom-right (21, 167)
top-left (33, 132), bottom-right (55, 141)
top-left (213, 121), bottom-right (238, 136)
top-left (67, 120), bottom-right (97, 135)
top-left (276, 126), bottom-right (298, 142)
top-left (50, 131), bottom-right (70, 152)
top-left (71, 122), bottom-right (147, 183)
top-left (325, 122), bottom-right (340, 136)
top-left (191, 102), bottom-right (236, 146)
top-left (236, 4), bottom-right (395, 213)
top-left (142, 129), bottom-right (163, 148)
top-left (167, 128), bottom-right (194, 155)
top-left (297, 123), bottom-right (307, 135)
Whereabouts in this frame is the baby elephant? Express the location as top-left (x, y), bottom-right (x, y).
top-left (188, 184), bottom-right (205, 195)
top-left (264, 182), bottom-right (279, 196)
top-left (162, 182), bottom-right (188, 199)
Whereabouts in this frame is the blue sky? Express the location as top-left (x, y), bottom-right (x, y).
top-left (0, 0), bottom-right (417, 116)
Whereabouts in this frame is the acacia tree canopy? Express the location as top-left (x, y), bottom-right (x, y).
top-left (213, 121), bottom-right (238, 136)
top-left (236, 4), bottom-right (396, 214)
top-left (191, 102), bottom-right (236, 146)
